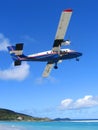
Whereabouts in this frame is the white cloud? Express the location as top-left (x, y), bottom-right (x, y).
top-left (35, 77), bottom-right (45, 84)
top-left (60, 99), bottom-right (73, 109)
top-left (0, 33), bottom-right (10, 51)
top-left (59, 95), bottom-right (98, 110)
top-left (35, 76), bottom-right (58, 85)
top-left (74, 95), bottom-right (98, 109)
top-left (48, 76), bottom-right (58, 83)
top-left (0, 62), bottom-right (30, 81)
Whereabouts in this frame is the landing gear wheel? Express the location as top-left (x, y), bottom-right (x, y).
top-left (76, 58), bottom-right (79, 61)
top-left (54, 66), bottom-right (58, 69)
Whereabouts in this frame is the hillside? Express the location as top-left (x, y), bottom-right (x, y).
top-left (0, 108), bottom-right (51, 121)
top-left (53, 118), bottom-right (71, 121)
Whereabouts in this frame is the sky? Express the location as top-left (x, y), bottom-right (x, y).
top-left (0, 0), bottom-right (98, 119)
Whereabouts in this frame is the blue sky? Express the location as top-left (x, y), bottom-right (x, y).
top-left (0, 0), bottom-right (98, 119)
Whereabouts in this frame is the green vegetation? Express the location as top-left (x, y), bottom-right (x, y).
top-left (0, 108), bottom-right (51, 121)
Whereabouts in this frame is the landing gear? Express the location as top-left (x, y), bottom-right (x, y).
top-left (76, 58), bottom-right (79, 61)
top-left (54, 65), bottom-right (58, 69)
top-left (54, 63), bottom-right (58, 69)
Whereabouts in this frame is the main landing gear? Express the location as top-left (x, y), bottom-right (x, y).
top-left (54, 63), bottom-right (58, 69)
top-left (54, 65), bottom-right (58, 69)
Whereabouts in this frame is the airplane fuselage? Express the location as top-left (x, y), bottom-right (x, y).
top-left (19, 49), bottom-right (82, 63)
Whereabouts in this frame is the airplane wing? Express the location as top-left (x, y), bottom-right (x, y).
top-left (52, 9), bottom-right (72, 51)
top-left (42, 9), bottom-right (72, 77)
top-left (42, 62), bottom-right (54, 77)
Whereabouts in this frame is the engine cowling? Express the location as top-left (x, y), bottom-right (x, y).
top-left (61, 40), bottom-right (71, 45)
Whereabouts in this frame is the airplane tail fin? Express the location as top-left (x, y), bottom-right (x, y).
top-left (7, 43), bottom-right (24, 66)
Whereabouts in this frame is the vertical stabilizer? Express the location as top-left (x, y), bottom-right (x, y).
top-left (7, 43), bottom-right (24, 66)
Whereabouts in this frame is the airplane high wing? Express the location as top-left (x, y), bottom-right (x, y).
top-left (42, 9), bottom-right (73, 77)
top-left (42, 62), bottom-right (54, 77)
top-left (53, 9), bottom-right (72, 52)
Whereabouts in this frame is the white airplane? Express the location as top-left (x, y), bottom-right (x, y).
top-left (7, 9), bottom-right (82, 77)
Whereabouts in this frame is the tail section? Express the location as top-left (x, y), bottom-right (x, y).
top-left (7, 43), bottom-right (24, 66)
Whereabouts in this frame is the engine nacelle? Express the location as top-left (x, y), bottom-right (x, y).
top-left (61, 40), bottom-right (71, 46)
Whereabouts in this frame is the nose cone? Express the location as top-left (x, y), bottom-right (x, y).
top-left (77, 52), bottom-right (82, 57)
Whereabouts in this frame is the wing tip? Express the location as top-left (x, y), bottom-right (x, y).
top-left (63, 9), bottom-right (73, 12)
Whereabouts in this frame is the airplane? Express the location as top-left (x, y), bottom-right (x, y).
top-left (7, 9), bottom-right (82, 77)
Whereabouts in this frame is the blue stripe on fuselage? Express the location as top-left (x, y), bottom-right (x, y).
top-left (28, 53), bottom-right (59, 61)
top-left (20, 51), bottom-right (82, 62)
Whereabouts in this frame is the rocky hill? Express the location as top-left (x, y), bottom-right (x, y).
top-left (0, 108), bottom-right (51, 121)
top-left (53, 118), bottom-right (71, 121)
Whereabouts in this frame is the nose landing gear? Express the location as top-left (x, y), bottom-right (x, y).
top-left (76, 58), bottom-right (79, 61)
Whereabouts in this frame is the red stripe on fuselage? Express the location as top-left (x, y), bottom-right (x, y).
top-left (28, 51), bottom-right (58, 58)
